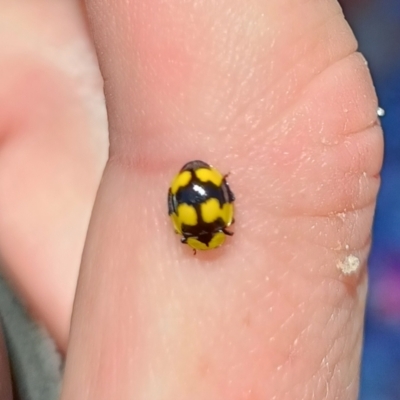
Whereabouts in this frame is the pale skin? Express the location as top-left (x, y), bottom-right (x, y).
top-left (0, 0), bottom-right (383, 399)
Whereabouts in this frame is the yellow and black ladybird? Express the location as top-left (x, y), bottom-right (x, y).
top-left (168, 160), bottom-right (235, 253)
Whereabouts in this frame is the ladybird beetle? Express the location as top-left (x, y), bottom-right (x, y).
top-left (168, 160), bottom-right (235, 253)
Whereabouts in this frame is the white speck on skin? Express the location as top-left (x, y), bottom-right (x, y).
top-left (337, 254), bottom-right (360, 275)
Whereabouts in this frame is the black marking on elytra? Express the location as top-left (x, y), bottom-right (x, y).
top-left (175, 164), bottom-right (232, 206)
top-left (181, 229), bottom-right (215, 247)
top-left (181, 217), bottom-right (227, 244)
top-left (175, 181), bottom-right (225, 208)
top-left (179, 177), bottom-right (227, 232)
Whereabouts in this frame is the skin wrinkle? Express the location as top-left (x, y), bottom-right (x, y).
top-left (264, 60), bottom-right (378, 149)
top-left (256, 122), bottom-right (380, 169)
top-left (256, 66), bottom-right (376, 159)
top-left (294, 304), bottom-right (359, 398)
top-left (245, 235), bottom-right (370, 281)
top-left (323, 310), bottom-right (361, 397)
top-left (264, 262), bottom-right (366, 396)
top-left (286, 206), bottom-right (375, 251)
top-left (242, 155), bottom-right (380, 219)
top-left (213, 12), bottom-right (353, 141)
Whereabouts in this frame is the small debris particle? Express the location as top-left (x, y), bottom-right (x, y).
top-left (377, 107), bottom-right (385, 117)
top-left (337, 254), bottom-right (360, 275)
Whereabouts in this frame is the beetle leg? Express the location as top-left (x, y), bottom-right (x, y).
top-left (222, 228), bottom-right (234, 236)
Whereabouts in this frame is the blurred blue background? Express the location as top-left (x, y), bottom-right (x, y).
top-left (339, 1), bottom-right (400, 399)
